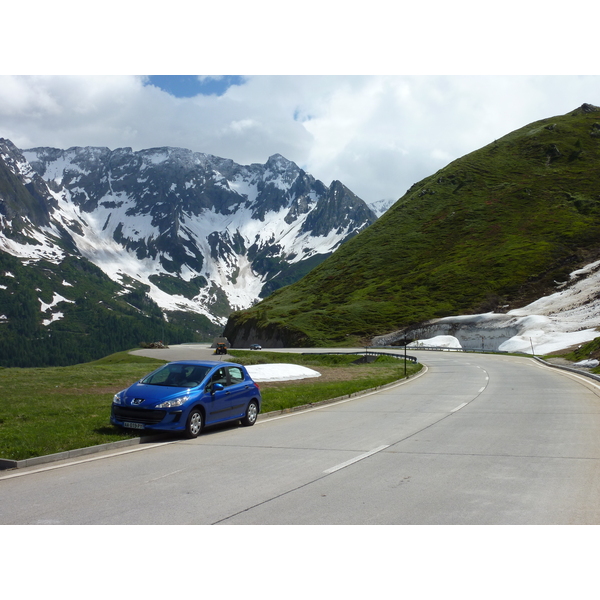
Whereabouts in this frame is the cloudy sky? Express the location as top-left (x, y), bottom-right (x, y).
top-left (2, 3), bottom-right (598, 204)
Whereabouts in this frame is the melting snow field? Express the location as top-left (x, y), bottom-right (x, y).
top-left (407, 259), bottom-right (600, 355)
top-left (245, 363), bottom-right (321, 382)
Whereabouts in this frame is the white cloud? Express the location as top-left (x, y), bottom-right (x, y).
top-left (0, 74), bottom-right (599, 203)
top-left (227, 119), bottom-right (260, 133)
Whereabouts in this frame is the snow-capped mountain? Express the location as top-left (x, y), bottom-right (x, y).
top-left (367, 198), bottom-right (396, 218)
top-left (0, 139), bottom-right (377, 326)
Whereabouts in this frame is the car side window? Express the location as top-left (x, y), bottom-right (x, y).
top-left (227, 366), bottom-right (244, 384)
top-left (210, 368), bottom-right (229, 387)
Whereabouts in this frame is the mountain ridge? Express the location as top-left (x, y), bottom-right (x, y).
top-left (7, 141), bottom-right (377, 319)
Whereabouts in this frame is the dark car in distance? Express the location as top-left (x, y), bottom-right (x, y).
top-left (111, 360), bottom-right (261, 438)
top-left (250, 344), bottom-right (262, 350)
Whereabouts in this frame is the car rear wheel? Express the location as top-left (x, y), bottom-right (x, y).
top-left (185, 408), bottom-right (203, 438)
top-left (241, 400), bottom-right (259, 427)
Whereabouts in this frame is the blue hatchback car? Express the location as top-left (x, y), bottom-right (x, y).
top-left (110, 360), bottom-right (262, 438)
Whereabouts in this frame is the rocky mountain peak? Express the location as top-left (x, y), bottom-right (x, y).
top-left (1, 139), bottom-right (379, 329)
top-left (573, 103), bottom-right (600, 115)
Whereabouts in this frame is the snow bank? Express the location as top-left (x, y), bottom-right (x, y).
top-left (246, 363), bottom-right (321, 382)
top-left (496, 318), bottom-right (599, 355)
top-left (408, 335), bottom-right (462, 349)
top-left (398, 258), bottom-right (600, 355)
top-left (573, 359), bottom-right (600, 368)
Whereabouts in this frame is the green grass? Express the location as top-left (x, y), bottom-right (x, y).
top-left (0, 350), bottom-right (420, 461)
top-left (0, 352), bottom-right (168, 461)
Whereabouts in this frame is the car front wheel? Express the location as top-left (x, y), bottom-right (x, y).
top-left (185, 408), bottom-right (203, 438)
top-left (241, 400), bottom-right (259, 427)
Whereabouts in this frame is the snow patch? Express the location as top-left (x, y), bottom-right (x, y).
top-left (574, 359), bottom-right (600, 368)
top-left (39, 292), bottom-right (74, 313)
top-left (245, 363), bottom-right (321, 382)
top-left (408, 335), bottom-right (462, 349)
top-left (42, 312), bottom-right (64, 326)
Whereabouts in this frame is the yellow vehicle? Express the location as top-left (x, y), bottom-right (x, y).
top-left (214, 343), bottom-right (227, 355)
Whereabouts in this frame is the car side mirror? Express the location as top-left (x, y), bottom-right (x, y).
top-left (211, 383), bottom-right (224, 393)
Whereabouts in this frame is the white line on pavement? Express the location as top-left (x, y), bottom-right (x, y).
top-left (324, 445), bottom-right (389, 474)
top-left (0, 441), bottom-right (178, 481)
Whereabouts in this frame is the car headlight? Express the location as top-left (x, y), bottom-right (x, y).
top-left (113, 392), bottom-right (123, 405)
top-left (156, 395), bottom-right (189, 409)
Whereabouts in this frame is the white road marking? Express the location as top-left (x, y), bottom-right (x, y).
top-left (147, 469), bottom-right (184, 482)
top-left (324, 445), bottom-right (389, 474)
top-left (451, 402), bottom-right (468, 412)
top-left (0, 441), bottom-right (178, 480)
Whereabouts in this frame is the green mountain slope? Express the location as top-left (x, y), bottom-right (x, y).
top-left (224, 104), bottom-right (600, 347)
top-left (0, 252), bottom-right (221, 367)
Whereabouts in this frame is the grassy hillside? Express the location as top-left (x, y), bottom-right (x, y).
top-left (224, 104), bottom-right (600, 347)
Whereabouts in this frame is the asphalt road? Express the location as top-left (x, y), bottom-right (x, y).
top-left (2, 349), bottom-right (600, 524)
top-left (130, 343), bottom-right (223, 361)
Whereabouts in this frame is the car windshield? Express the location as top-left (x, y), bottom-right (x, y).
top-left (141, 364), bottom-right (210, 388)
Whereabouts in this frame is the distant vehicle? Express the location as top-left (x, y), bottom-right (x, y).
top-left (111, 360), bottom-right (262, 438)
top-left (214, 343), bottom-right (228, 355)
top-left (250, 344), bottom-right (262, 350)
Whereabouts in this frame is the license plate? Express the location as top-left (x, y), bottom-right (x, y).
top-left (123, 421), bottom-right (145, 430)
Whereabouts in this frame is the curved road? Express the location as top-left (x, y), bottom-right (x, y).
top-left (1, 350), bottom-right (600, 524)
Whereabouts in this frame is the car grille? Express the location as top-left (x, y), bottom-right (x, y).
top-left (113, 406), bottom-right (167, 424)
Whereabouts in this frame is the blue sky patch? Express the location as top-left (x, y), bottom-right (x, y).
top-left (146, 75), bottom-right (245, 98)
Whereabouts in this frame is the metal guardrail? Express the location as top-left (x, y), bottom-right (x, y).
top-left (301, 351), bottom-right (418, 363)
top-left (533, 357), bottom-right (600, 383)
top-left (304, 347), bottom-right (600, 387)
top-left (377, 346), bottom-right (600, 383)
top-left (378, 345), bottom-right (515, 355)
